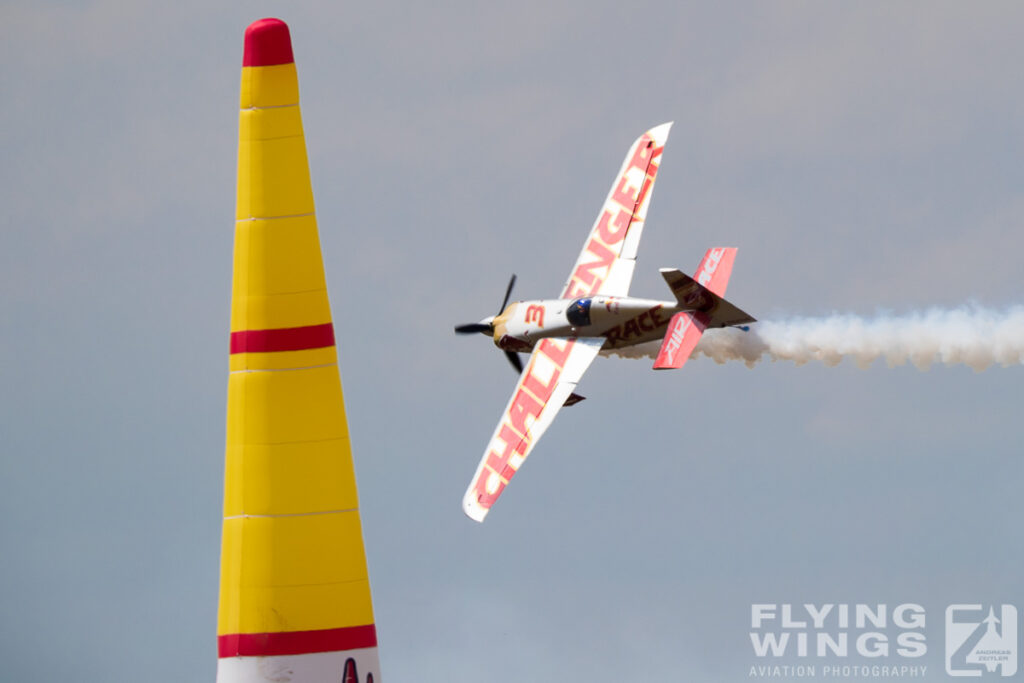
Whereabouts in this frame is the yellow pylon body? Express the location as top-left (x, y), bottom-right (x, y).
top-left (217, 18), bottom-right (380, 683)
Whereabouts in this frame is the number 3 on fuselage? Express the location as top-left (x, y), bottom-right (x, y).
top-left (462, 123), bottom-right (672, 523)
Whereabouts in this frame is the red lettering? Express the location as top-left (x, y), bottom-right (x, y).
top-left (473, 423), bottom-right (528, 507)
top-left (623, 319), bottom-right (640, 339)
top-left (472, 472), bottom-right (504, 508)
top-left (638, 311), bottom-right (653, 332)
top-left (603, 324), bottom-right (623, 345)
top-left (597, 208), bottom-right (631, 245)
top-left (626, 135), bottom-right (655, 172)
top-left (522, 338), bottom-right (573, 400)
top-left (648, 304), bottom-right (666, 328)
top-left (523, 365), bottom-right (560, 402)
top-left (525, 304), bottom-right (545, 327)
top-left (565, 282), bottom-right (586, 298)
top-left (601, 155), bottom-right (661, 245)
top-left (611, 175), bottom-right (639, 211)
top-left (697, 247), bottom-right (724, 287)
top-left (563, 139), bottom-right (665, 299)
top-left (485, 423), bottom-right (528, 478)
top-left (561, 141), bottom-right (666, 299)
top-left (469, 339), bottom-right (579, 512)
top-left (570, 237), bottom-right (616, 290)
top-left (508, 388), bottom-right (543, 437)
top-left (537, 338), bottom-right (574, 367)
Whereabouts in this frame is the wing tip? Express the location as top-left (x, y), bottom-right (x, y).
top-left (648, 121), bottom-right (674, 142)
top-left (462, 495), bottom-right (489, 523)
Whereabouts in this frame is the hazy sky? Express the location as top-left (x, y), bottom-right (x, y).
top-left (2, 3), bottom-right (1022, 682)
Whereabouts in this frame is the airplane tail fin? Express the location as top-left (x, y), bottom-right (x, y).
top-left (653, 248), bottom-right (756, 370)
top-left (691, 246), bottom-right (736, 296)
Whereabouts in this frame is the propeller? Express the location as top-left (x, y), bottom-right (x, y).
top-left (498, 273), bottom-right (517, 313)
top-left (454, 322), bottom-right (491, 334)
top-left (455, 274), bottom-right (525, 375)
top-left (504, 350), bottom-right (523, 373)
top-left (454, 274), bottom-right (517, 336)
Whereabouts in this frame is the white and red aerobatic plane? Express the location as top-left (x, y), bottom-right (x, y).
top-left (455, 123), bottom-right (756, 522)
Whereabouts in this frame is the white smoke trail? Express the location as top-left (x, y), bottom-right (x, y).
top-left (604, 306), bottom-right (1024, 372)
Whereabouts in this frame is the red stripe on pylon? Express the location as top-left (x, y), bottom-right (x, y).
top-left (230, 323), bottom-right (335, 354)
top-left (218, 624), bottom-right (377, 657)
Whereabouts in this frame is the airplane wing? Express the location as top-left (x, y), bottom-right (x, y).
top-left (463, 336), bottom-right (605, 522)
top-left (560, 122), bottom-right (673, 299)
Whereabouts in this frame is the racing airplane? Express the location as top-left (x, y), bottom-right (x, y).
top-left (455, 122), bottom-right (756, 522)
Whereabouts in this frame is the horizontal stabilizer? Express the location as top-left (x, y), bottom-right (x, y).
top-left (659, 268), bottom-right (756, 329)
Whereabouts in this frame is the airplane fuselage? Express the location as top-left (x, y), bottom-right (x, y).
top-left (492, 296), bottom-right (693, 352)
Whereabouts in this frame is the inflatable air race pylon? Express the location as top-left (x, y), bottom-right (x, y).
top-left (217, 18), bottom-right (381, 683)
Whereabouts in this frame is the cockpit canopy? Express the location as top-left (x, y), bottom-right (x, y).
top-left (566, 297), bottom-right (592, 327)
